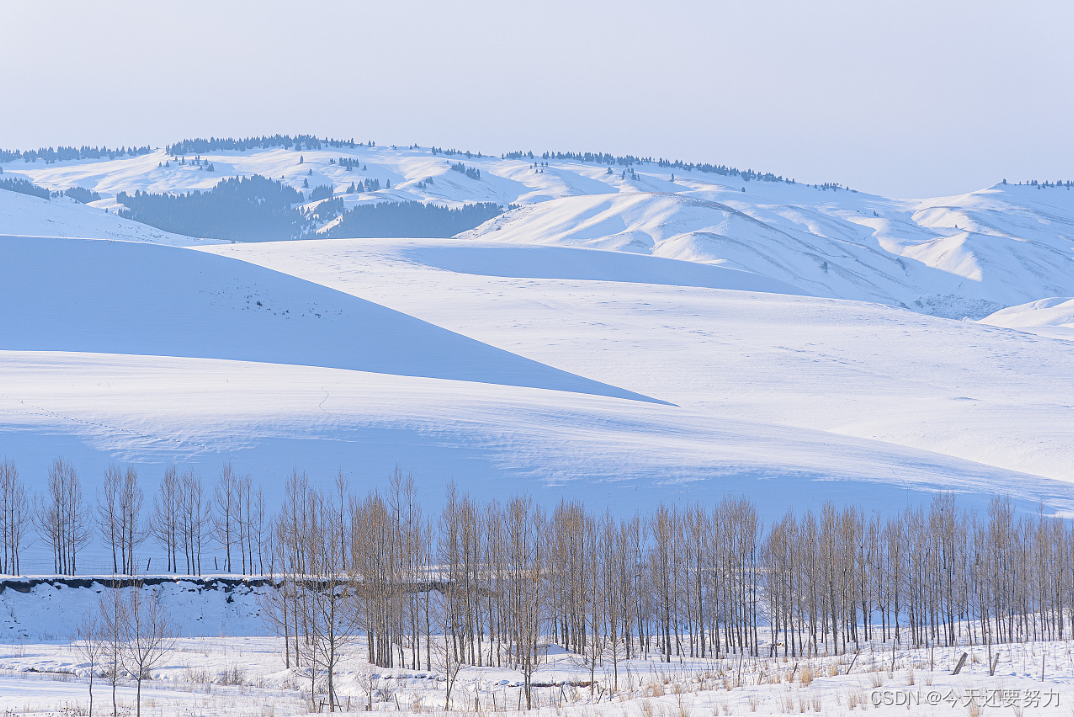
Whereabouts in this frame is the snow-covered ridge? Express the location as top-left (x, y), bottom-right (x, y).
top-left (460, 187), bottom-right (1074, 319)
top-left (980, 297), bottom-right (1074, 340)
top-left (4, 144), bottom-right (1073, 317)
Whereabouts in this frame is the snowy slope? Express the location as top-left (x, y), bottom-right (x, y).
top-left (7, 346), bottom-right (1070, 526)
top-left (0, 186), bottom-right (212, 246)
top-left (0, 235), bottom-right (649, 402)
top-left (460, 187), bottom-right (1074, 318)
top-left (979, 297), bottom-right (1074, 340)
top-left (204, 238), bottom-right (1074, 493)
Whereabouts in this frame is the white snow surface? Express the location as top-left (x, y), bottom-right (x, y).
top-left (2, 145), bottom-right (1074, 567)
top-left (0, 577), bottom-right (268, 642)
top-left (0, 186), bottom-right (213, 246)
top-left (980, 297), bottom-right (1074, 340)
top-left (200, 238), bottom-right (1074, 497)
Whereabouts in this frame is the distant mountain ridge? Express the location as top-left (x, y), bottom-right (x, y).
top-left (2, 139), bottom-right (1072, 318)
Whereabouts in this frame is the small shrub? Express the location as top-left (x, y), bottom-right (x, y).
top-left (220, 664), bottom-right (246, 686)
top-left (183, 666), bottom-right (212, 684)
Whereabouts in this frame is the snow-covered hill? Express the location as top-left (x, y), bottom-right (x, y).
top-left (0, 184), bottom-right (212, 246)
top-left (460, 186), bottom-right (1074, 319)
top-left (1, 141), bottom-right (1073, 571)
top-left (0, 235), bottom-right (649, 402)
top-left (202, 237), bottom-right (1074, 492)
top-left (980, 297), bottom-right (1074, 340)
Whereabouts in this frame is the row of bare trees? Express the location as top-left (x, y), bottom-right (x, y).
top-left (0, 457), bottom-right (269, 576)
top-left (150, 464), bottom-right (269, 575)
top-left (261, 477), bottom-right (1074, 711)
top-left (760, 494), bottom-right (1074, 659)
top-left (262, 470), bottom-right (546, 711)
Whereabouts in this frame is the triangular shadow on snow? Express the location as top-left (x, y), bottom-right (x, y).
top-left (0, 236), bottom-right (668, 405)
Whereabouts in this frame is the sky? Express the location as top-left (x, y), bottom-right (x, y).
top-left (2, 0), bottom-right (1070, 198)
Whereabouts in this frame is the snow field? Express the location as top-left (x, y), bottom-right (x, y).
top-left (980, 297), bottom-right (1074, 340)
top-left (2, 632), bottom-right (1074, 716)
top-left (203, 237), bottom-right (1074, 493)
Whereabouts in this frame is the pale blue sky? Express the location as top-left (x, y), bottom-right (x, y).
top-left (3, 0), bottom-right (1070, 197)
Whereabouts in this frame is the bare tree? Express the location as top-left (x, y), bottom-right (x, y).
top-left (213, 463), bottom-right (239, 573)
top-left (119, 467), bottom-right (147, 574)
top-left (251, 483), bottom-right (268, 575)
top-left (505, 495), bottom-right (543, 709)
top-left (152, 466), bottom-right (181, 573)
top-left (270, 472), bottom-right (360, 711)
top-left (0, 458), bottom-right (30, 575)
top-left (311, 488), bottom-right (361, 711)
top-left (35, 458), bottom-right (90, 574)
top-left (179, 470), bottom-right (208, 575)
top-left (72, 609), bottom-right (106, 716)
top-left (259, 530), bottom-right (292, 668)
top-left (98, 465), bottom-right (122, 573)
top-left (648, 504), bottom-right (677, 663)
top-left (432, 590), bottom-right (466, 710)
top-left (352, 488), bottom-right (401, 669)
top-left (235, 472), bottom-right (254, 575)
top-left (101, 466), bottom-right (147, 574)
top-left (120, 583), bottom-right (176, 717)
top-left (98, 582), bottom-right (127, 717)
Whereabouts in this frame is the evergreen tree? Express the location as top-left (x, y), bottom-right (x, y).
top-left (117, 175), bottom-right (306, 242)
